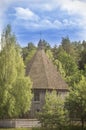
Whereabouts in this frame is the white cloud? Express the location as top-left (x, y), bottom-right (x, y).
top-left (14, 7), bottom-right (62, 30)
top-left (0, 0), bottom-right (86, 42)
top-left (15, 7), bottom-right (40, 21)
top-left (14, 0), bottom-right (86, 29)
top-left (39, 19), bottom-right (62, 29)
top-left (14, 6), bottom-right (83, 30)
top-left (1, 0), bottom-right (86, 28)
top-left (62, 19), bottom-right (77, 27)
top-left (23, 0), bottom-right (86, 17)
top-left (15, 18), bottom-right (62, 30)
top-left (59, 0), bottom-right (86, 17)
top-left (18, 0), bottom-right (58, 11)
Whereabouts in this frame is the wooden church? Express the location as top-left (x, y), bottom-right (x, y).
top-left (26, 40), bottom-right (68, 118)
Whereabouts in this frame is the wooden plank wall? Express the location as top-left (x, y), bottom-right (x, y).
top-left (0, 119), bottom-right (41, 128)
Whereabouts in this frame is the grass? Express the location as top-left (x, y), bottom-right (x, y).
top-left (0, 126), bottom-right (86, 130)
top-left (0, 128), bottom-right (37, 130)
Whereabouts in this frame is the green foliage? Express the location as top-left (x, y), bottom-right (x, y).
top-left (11, 77), bottom-right (32, 117)
top-left (56, 50), bottom-right (80, 86)
top-left (61, 37), bottom-right (80, 63)
top-left (42, 40), bottom-right (51, 51)
top-left (52, 44), bottom-right (59, 59)
top-left (61, 36), bottom-right (71, 54)
top-left (0, 25), bottom-right (32, 118)
top-left (0, 24), bottom-right (86, 126)
top-left (0, 127), bottom-right (86, 130)
top-left (25, 49), bottom-right (36, 65)
top-left (66, 70), bottom-right (83, 87)
top-left (54, 59), bottom-right (65, 78)
top-left (66, 76), bottom-right (86, 130)
top-left (46, 49), bottom-right (54, 61)
top-left (79, 49), bottom-right (86, 70)
top-left (82, 64), bottom-right (86, 77)
top-left (57, 51), bottom-right (78, 77)
top-left (22, 42), bottom-right (36, 65)
top-left (38, 91), bottom-right (68, 129)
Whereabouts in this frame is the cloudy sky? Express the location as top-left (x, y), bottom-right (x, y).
top-left (0, 0), bottom-right (86, 46)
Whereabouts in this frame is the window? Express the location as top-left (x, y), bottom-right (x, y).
top-left (34, 92), bottom-right (40, 101)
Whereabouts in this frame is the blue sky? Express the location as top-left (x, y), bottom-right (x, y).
top-left (0, 0), bottom-right (86, 47)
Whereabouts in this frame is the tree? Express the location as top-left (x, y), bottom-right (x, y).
top-left (61, 37), bottom-right (81, 64)
top-left (66, 76), bottom-right (86, 130)
top-left (82, 40), bottom-right (86, 49)
top-left (42, 39), bottom-right (51, 52)
top-left (54, 59), bottom-right (65, 78)
top-left (58, 51), bottom-right (78, 76)
top-left (46, 49), bottom-right (54, 62)
top-left (72, 40), bottom-right (86, 68)
top-left (61, 37), bottom-right (72, 55)
top-left (27, 42), bottom-right (36, 51)
top-left (25, 49), bottom-right (36, 65)
top-left (79, 50), bottom-right (86, 70)
top-left (22, 42), bottom-right (37, 65)
top-left (82, 64), bottom-right (86, 77)
top-left (22, 47), bottom-right (29, 61)
top-left (0, 25), bottom-right (32, 118)
top-left (52, 44), bottom-right (58, 59)
top-left (57, 50), bottom-right (79, 86)
top-left (38, 91), bottom-right (68, 129)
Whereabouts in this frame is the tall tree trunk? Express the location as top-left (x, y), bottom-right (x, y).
top-left (81, 118), bottom-right (84, 130)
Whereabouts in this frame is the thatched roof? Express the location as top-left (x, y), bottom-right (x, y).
top-left (26, 40), bottom-right (68, 90)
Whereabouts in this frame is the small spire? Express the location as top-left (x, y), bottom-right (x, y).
top-left (38, 39), bottom-right (44, 50)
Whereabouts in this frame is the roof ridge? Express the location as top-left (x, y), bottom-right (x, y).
top-left (42, 50), bottom-right (56, 89)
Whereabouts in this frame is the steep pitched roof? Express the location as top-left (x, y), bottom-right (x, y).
top-left (26, 41), bottom-right (68, 90)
